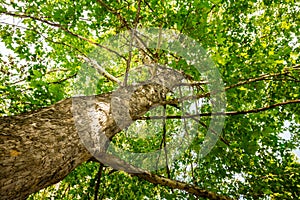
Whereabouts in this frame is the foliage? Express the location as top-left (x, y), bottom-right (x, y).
top-left (1, 0), bottom-right (299, 199)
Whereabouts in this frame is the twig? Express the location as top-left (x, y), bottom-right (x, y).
top-left (143, 0), bottom-right (155, 13)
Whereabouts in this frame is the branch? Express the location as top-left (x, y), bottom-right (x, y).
top-left (0, 11), bottom-right (126, 59)
top-left (133, 0), bottom-right (142, 28)
top-left (223, 99), bottom-right (300, 116)
top-left (138, 99), bottom-right (300, 119)
top-left (49, 72), bottom-right (78, 84)
top-left (96, 0), bottom-right (130, 29)
top-left (132, 31), bottom-right (157, 60)
top-left (91, 1), bottom-right (156, 85)
top-left (123, 0), bottom-right (142, 86)
top-left (207, 4), bottom-right (217, 14)
top-left (0, 21), bottom-right (91, 61)
top-left (176, 66), bottom-right (300, 102)
top-left (134, 172), bottom-right (233, 200)
top-left (93, 153), bottom-right (232, 200)
top-left (225, 66), bottom-right (300, 90)
top-left (179, 2), bottom-right (192, 33)
top-left (94, 163), bottom-right (104, 200)
top-left (143, 0), bottom-right (155, 13)
top-left (162, 104), bottom-right (171, 178)
top-left (123, 30), bottom-right (134, 86)
top-left (78, 55), bottom-right (122, 85)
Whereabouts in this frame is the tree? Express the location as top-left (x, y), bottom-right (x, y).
top-left (0, 0), bottom-right (299, 199)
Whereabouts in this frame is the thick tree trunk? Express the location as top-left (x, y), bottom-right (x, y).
top-left (0, 83), bottom-right (170, 199)
top-left (0, 97), bottom-right (93, 200)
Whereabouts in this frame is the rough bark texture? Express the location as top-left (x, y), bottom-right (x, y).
top-left (0, 83), bottom-right (169, 200)
top-left (0, 98), bottom-right (92, 200)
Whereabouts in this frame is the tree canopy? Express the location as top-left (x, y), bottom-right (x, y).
top-left (0, 0), bottom-right (299, 199)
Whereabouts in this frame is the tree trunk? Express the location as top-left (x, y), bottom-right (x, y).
top-left (0, 97), bottom-right (93, 199)
top-left (0, 83), bottom-right (169, 199)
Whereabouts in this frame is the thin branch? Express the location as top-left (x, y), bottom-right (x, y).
top-left (132, 31), bottom-right (157, 61)
top-left (0, 21), bottom-right (90, 59)
top-left (46, 68), bottom-right (71, 74)
top-left (176, 84), bottom-right (230, 147)
top-left (94, 163), bottom-right (104, 200)
top-left (152, 26), bottom-right (163, 77)
top-left (123, 29), bottom-right (134, 86)
top-left (0, 11), bottom-right (126, 59)
top-left (179, 2), bottom-right (192, 33)
top-left (119, 29), bottom-right (154, 59)
top-left (49, 72), bottom-right (78, 84)
top-left (207, 4), bottom-right (217, 14)
top-left (197, 119), bottom-right (230, 146)
top-left (143, 0), bottom-right (155, 13)
top-left (138, 99), bottom-right (300, 120)
top-left (176, 66), bottom-right (300, 103)
top-left (96, 0), bottom-right (130, 29)
top-left (225, 70), bottom-right (293, 90)
top-left (7, 77), bottom-right (27, 86)
top-left (162, 104), bottom-right (171, 178)
top-left (123, 0), bottom-right (142, 86)
top-left (223, 99), bottom-right (300, 116)
top-left (133, 0), bottom-right (142, 28)
top-left (174, 81), bottom-right (209, 87)
top-left (78, 55), bottom-right (122, 85)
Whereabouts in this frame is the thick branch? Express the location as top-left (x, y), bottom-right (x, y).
top-left (93, 154), bottom-right (232, 200)
top-left (135, 172), bottom-right (233, 200)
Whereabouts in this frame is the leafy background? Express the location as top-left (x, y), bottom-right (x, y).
top-left (0, 0), bottom-right (299, 199)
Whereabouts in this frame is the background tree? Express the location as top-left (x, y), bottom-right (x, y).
top-left (0, 0), bottom-right (299, 199)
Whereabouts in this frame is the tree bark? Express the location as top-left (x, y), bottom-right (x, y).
top-left (0, 97), bottom-right (92, 200)
top-left (0, 83), bottom-right (170, 199)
